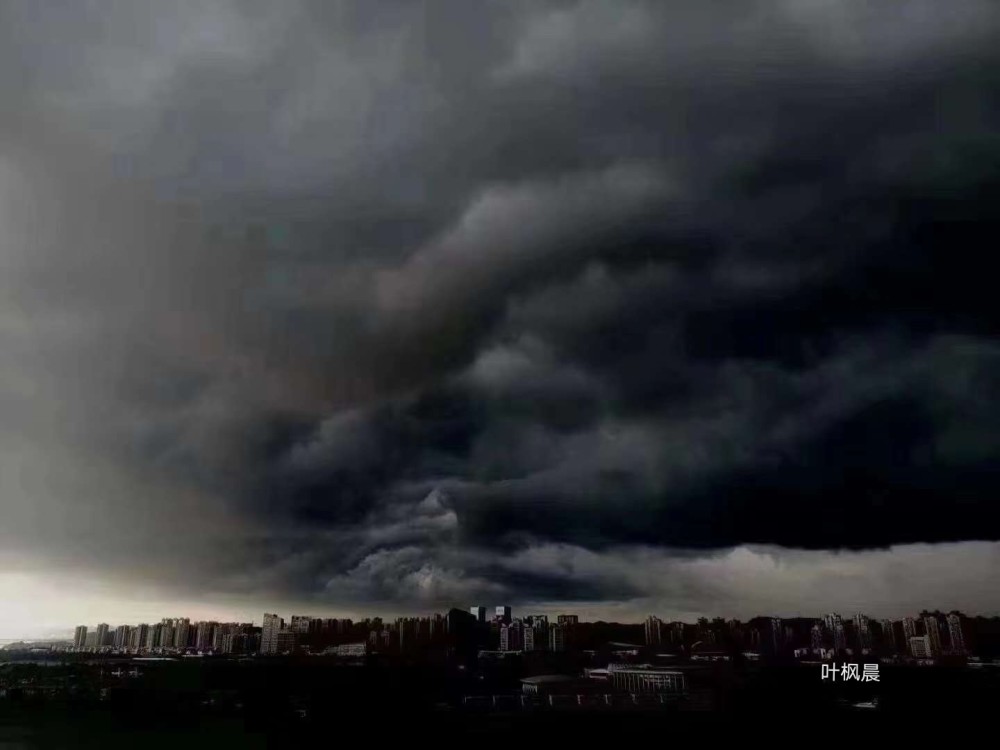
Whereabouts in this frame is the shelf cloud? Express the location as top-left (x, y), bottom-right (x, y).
top-left (1, 1), bottom-right (999, 632)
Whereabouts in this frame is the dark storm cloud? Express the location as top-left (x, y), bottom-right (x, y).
top-left (2, 0), bottom-right (1000, 615)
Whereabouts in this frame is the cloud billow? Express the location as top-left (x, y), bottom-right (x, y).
top-left (1, 0), bottom-right (999, 618)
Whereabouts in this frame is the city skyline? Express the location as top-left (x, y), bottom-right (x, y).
top-left (2, 1), bottom-right (1000, 639)
top-left (7, 600), bottom-right (999, 644)
top-left (8, 605), bottom-right (983, 666)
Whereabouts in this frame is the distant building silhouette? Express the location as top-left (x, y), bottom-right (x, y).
top-left (523, 623), bottom-right (538, 651)
top-left (644, 616), bottom-right (662, 646)
top-left (853, 614), bottom-right (872, 652)
top-left (444, 608), bottom-right (477, 658)
top-left (500, 620), bottom-right (523, 651)
top-left (810, 622), bottom-right (823, 652)
top-left (160, 619), bottom-right (175, 650)
top-left (549, 624), bottom-right (566, 652)
top-left (195, 621), bottom-right (217, 651)
top-left (146, 622), bottom-right (162, 650)
top-left (274, 630), bottom-right (295, 653)
top-left (261, 613), bottom-right (285, 655)
top-left (947, 613), bottom-right (966, 655)
top-left (129, 624), bottom-right (149, 651)
top-left (923, 615), bottom-right (943, 655)
top-left (520, 616), bottom-right (547, 652)
top-left (290, 615), bottom-right (312, 635)
top-left (825, 614), bottom-right (846, 653)
top-left (769, 618), bottom-right (784, 654)
top-left (880, 619), bottom-right (896, 652)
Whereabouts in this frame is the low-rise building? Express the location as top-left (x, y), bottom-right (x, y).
top-left (333, 642), bottom-right (367, 657)
top-left (520, 675), bottom-right (577, 695)
top-left (606, 664), bottom-right (686, 694)
top-left (910, 635), bottom-right (933, 659)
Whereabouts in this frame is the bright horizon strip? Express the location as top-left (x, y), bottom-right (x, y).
top-left (3, 541), bottom-right (999, 640)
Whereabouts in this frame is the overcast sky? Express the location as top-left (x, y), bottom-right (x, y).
top-left (2, 1), bottom-right (999, 639)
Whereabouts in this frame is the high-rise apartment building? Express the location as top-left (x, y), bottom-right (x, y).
top-left (130, 624), bottom-right (149, 652)
top-left (217, 624), bottom-right (256, 654)
top-left (668, 621), bottom-right (686, 646)
top-left (947, 613), bottom-right (966, 655)
top-left (522, 616), bottom-right (548, 652)
top-left (73, 626), bottom-right (87, 649)
top-left (261, 613), bottom-right (285, 655)
top-left (810, 622), bottom-right (823, 652)
top-left (160, 620), bottom-right (175, 650)
top-left (524, 621), bottom-right (549, 651)
top-left (113, 625), bottom-right (130, 649)
top-left (645, 615), bottom-right (662, 646)
top-left (768, 618), bottom-right (784, 654)
top-left (549, 625), bottom-right (566, 652)
top-left (825, 614), bottom-right (846, 652)
top-left (174, 618), bottom-right (191, 650)
top-left (195, 621), bottom-right (217, 651)
top-left (213, 623), bottom-right (231, 651)
top-left (500, 620), bottom-right (522, 651)
top-left (923, 616), bottom-right (943, 655)
top-left (429, 614), bottom-right (443, 641)
top-left (880, 620), bottom-right (896, 652)
top-left (397, 617), bottom-right (415, 651)
top-left (146, 622), bottom-right (162, 650)
top-left (289, 615), bottom-right (312, 635)
top-left (470, 606), bottom-right (486, 623)
top-left (854, 614), bottom-right (872, 651)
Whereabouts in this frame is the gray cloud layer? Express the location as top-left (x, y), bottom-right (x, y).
top-left (2, 1), bottom-right (1000, 619)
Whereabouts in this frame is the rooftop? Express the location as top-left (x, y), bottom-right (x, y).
top-left (520, 674), bottom-right (576, 685)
